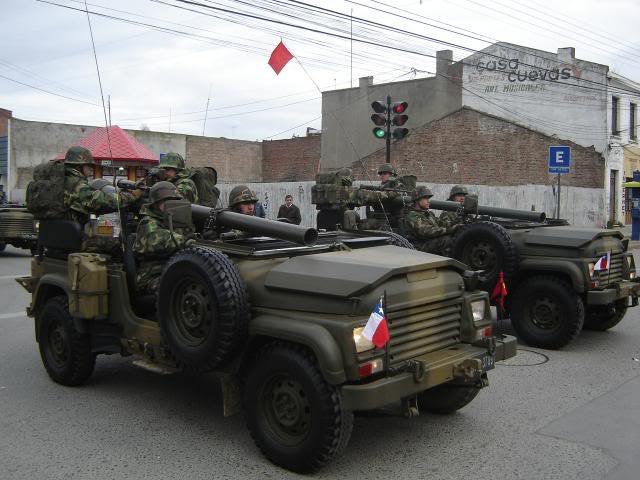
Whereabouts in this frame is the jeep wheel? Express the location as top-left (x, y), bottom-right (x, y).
top-left (417, 383), bottom-right (481, 414)
top-left (0, 241), bottom-right (6, 252)
top-left (451, 221), bottom-right (517, 291)
top-left (584, 299), bottom-right (628, 331)
top-left (38, 296), bottom-right (95, 386)
top-left (510, 275), bottom-right (584, 349)
top-left (158, 246), bottom-right (250, 371)
top-left (243, 343), bottom-right (353, 473)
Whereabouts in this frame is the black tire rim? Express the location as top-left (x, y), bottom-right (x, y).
top-left (170, 274), bottom-right (213, 347)
top-left (527, 294), bottom-right (562, 330)
top-left (461, 240), bottom-right (497, 271)
top-left (261, 374), bottom-right (312, 447)
top-left (46, 319), bottom-right (69, 368)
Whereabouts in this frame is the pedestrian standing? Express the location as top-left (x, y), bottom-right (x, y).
top-left (277, 194), bottom-right (302, 225)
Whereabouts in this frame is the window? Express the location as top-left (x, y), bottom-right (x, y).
top-left (611, 97), bottom-right (620, 135)
top-left (612, 96), bottom-right (620, 136)
top-left (631, 103), bottom-right (637, 141)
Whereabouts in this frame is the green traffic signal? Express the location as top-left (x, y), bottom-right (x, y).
top-left (373, 127), bottom-right (387, 138)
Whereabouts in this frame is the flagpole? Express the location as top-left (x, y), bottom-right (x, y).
top-left (383, 290), bottom-right (391, 374)
top-left (350, 8), bottom-right (353, 88)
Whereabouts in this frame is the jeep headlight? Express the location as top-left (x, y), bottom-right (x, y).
top-left (588, 262), bottom-right (596, 279)
top-left (353, 326), bottom-right (375, 353)
top-left (627, 256), bottom-right (637, 279)
top-left (34, 220), bottom-right (40, 233)
top-left (470, 299), bottom-right (487, 322)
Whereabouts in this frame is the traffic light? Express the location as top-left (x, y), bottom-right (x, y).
top-left (391, 101), bottom-right (409, 140)
top-left (371, 100), bottom-right (388, 139)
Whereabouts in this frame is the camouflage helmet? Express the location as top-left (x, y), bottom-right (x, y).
top-left (159, 152), bottom-right (185, 170)
top-left (449, 184), bottom-right (469, 199)
top-left (229, 185), bottom-right (258, 207)
top-left (414, 186), bottom-right (433, 201)
top-left (64, 146), bottom-right (94, 165)
top-left (149, 181), bottom-right (182, 204)
top-left (377, 163), bottom-right (396, 175)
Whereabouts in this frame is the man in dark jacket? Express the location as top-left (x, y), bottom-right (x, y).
top-left (277, 194), bottom-right (302, 225)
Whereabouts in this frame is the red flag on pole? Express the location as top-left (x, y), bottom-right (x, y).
top-left (491, 271), bottom-right (508, 313)
top-left (268, 40), bottom-right (294, 75)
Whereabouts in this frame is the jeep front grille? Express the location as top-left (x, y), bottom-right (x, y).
top-left (0, 216), bottom-right (36, 237)
top-left (386, 296), bottom-right (462, 366)
top-left (594, 252), bottom-right (624, 286)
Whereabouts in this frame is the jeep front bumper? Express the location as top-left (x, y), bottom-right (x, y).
top-left (586, 279), bottom-right (640, 306)
top-left (340, 334), bottom-right (517, 411)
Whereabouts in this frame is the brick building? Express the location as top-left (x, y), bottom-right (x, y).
top-left (353, 107), bottom-right (604, 188)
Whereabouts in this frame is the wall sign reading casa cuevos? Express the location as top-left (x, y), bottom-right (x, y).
top-left (474, 58), bottom-right (579, 83)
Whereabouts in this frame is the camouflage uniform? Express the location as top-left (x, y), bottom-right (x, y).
top-left (439, 185), bottom-right (470, 229)
top-left (63, 148), bottom-right (139, 224)
top-left (159, 152), bottom-right (199, 204)
top-left (133, 182), bottom-right (190, 294)
top-left (404, 186), bottom-right (456, 256)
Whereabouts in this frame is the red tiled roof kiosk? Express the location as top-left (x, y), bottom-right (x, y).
top-left (56, 126), bottom-right (158, 180)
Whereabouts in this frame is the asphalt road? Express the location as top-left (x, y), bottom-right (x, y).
top-left (2, 244), bottom-right (640, 480)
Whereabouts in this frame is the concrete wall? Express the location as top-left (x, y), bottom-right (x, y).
top-left (216, 181), bottom-right (604, 228)
top-left (320, 50), bottom-right (462, 170)
top-left (461, 42), bottom-right (609, 153)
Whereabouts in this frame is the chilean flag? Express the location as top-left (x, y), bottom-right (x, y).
top-left (362, 297), bottom-right (390, 348)
top-left (594, 252), bottom-right (611, 271)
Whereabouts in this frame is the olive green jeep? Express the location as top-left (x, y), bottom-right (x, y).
top-left (17, 204), bottom-right (516, 472)
top-left (0, 204), bottom-right (38, 254)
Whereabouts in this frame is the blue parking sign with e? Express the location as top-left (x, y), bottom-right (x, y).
top-left (549, 146), bottom-right (571, 174)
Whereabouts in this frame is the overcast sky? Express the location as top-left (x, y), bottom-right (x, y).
top-left (2, 0), bottom-right (640, 141)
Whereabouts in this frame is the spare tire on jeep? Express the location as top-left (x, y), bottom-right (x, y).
top-left (451, 221), bottom-right (518, 291)
top-left (157, 245), bottom-right (250, 371)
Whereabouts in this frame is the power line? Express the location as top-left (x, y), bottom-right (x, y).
top-left (0, 72), bottom-right (99, 106)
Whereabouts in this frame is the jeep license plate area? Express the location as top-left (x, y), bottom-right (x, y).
top-left (478, 351), bottom-right (495, 371)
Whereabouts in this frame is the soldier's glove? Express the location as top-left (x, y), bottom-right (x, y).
top-left (185, 238), bottom-right (197, 247)
top-left (449, 223), bottom-right (463, 234)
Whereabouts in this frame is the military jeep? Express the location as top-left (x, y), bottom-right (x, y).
top-left (313, 180), bottom-right (640, 350)
top-left (17, 204), bottom-right (516, 472)
top-left (0, 204), bottom-right (38, 255)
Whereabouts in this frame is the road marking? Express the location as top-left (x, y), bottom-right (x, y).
top-left (0, 274), bottom-right (28, 280)
top-left (0, 312), bottom-right (27, 320)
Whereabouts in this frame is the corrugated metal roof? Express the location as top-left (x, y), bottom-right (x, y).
top-left (55, 126), bottom-right (158, 164)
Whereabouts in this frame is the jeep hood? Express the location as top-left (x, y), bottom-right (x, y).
top-left (264, 245), bottom-right (465, 298)
top-left (522, 226), bottom-right (623, 248)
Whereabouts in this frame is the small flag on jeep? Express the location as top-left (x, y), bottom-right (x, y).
top-left (594, 252), bottom-right (610, 271)
top-left (362, 297), bottom-right (390, 348)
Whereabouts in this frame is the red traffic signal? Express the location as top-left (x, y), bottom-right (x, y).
top-left (371, 114), bottom-right (386, 126)
top-left (391, 101), bottom-right (408, 114)
top-left (392, 115), bottom-right (408, 126)
top-left (371, 101), bottom-right (387, 114)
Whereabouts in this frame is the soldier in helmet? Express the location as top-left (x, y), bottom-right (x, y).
top-left (133, 182), bottom-right (194, 294)
top-left (158, 152), bottom-right (198, 203)
top-left (377, 163), bottom-right (403, 189)
top-left (228, 185), bottom-right (258, 216)
top-left (439, 185), bottom-right (470, 228)
top-left (64, 146), bottom-right (143, 224)
top-left (403, 186), bottom-right (460, 256)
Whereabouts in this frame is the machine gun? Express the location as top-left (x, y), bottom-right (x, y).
top-left (183, 203), bottom-right (319, 246)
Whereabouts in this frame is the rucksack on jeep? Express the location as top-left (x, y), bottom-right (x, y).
top-left (26, 160), bottom-right (67, 219)
top-left (187, 166), bottom-right (220, 207)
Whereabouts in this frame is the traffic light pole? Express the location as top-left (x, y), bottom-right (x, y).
top-left (385, 95), bottom-right (391, 164)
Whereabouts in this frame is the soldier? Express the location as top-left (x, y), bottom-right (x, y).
top-left (404, 186), bottom-right (460, 256)
top-left (439, 185), bottom-right (470, 228)
top-left (133, 182), bottom-right (194, 294)
top-left (377, 163), bottom-right (403, 189)
top-left (228, 185), bottom-right (258, 216)
top-left (158, 152), bottom-right (199, 203)
top-left (64, 146), bottom-right (143, 224)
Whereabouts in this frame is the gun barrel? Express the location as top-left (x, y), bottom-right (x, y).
top-left (191, 204), bottom-right (318, 246)
top-left (429, 199), bottom-right (546, 223)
